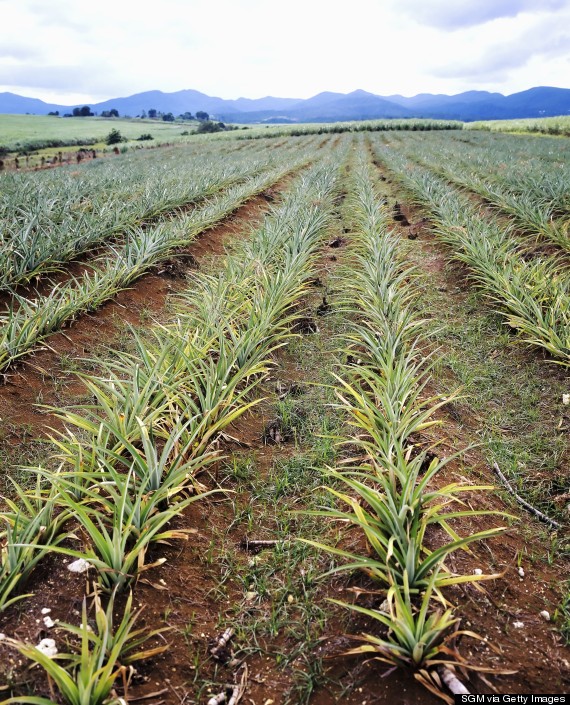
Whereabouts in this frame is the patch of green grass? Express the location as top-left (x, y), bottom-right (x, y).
top-left (0, 114), bottom-right (187, 153)
top-left (467, 115), bottom-right (570, 137)
top-left (555, 586), bottom-right (570, 645)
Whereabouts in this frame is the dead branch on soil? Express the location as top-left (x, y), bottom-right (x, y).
top-left (240, 537), bottom-right (280, 552)
top-left (492, 462), bottom-right (562, 529)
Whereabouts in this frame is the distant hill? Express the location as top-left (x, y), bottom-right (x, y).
top-left (286, 90), bottom-right (414, 121)
top-left (0, 92), bottom-right (65, 115)
top-left (1, 86), bottom-right (569, 123)
top-left (386, 87), bottom-right (570, 121)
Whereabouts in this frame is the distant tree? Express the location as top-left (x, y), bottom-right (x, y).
top-left (136, 133), bottom-right (154, 141)
top-left (47, 110), bottom-right (59, 116)
top-left (140, 109), bottom-right (147, 119)
top-left (179, 111), bottom-right (194, 120)
top-left (196, 120), bottom-right (225, 134)
top-left (72, 106), bottom-right (93, 117)
top-left (102, 108), bottom-right (120, 118)
top-left (196, 111), bottom-right (209, 121)
top-left (106, 128), bottom-right (124, 145)
top-left (148, 109), bottom-right (157, 119)
top-left (162, 112), bottom-right (175, 122)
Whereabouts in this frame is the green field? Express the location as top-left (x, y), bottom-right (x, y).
top-left (467, 114), bottom-right (570, 136)
top-left (0, 114), bottom-right (194, 153)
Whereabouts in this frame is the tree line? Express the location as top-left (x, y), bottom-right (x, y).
top-left (48, 107), bottom-right (212, 122)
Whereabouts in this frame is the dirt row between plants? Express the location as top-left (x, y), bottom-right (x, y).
top-left (369, 153), bottom-right (570, 696)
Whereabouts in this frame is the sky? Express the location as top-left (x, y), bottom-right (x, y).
top-left (0, 0), bottom-right (569, 105)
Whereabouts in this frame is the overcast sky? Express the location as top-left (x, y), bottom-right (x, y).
top-left (0, 0), bottom-right (569, 104)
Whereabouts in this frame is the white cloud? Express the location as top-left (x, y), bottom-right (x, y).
top-left (395, 0), bottom-right (569, 30)
top-left (431, 9), bottom-right (570, 84)
top-left (0, 0), bottom-right (568, 103)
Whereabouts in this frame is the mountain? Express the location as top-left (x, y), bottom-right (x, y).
top-left (1, 86), bottom-right (569, 122)
top-left (288, 90), bottom-right (414, 120)
top-left (230, 96), bottom-right (301, 112)
top-left (0, 92), bottom-right (63, 114)
top-left (386, 87), bottom-right (570, 120)
top-left (502, 86), bottom-right (570, 118)
top-left (288, 91), bottom-right (348, 110)
top-left (387, 90), bottom-right (505, 109)
top-left (94, 90), bottom-right (302, 116)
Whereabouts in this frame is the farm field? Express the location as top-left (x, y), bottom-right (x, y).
top-left (0, 128), bottom-right (568, 705)
top-left (467, 115), bottom-right (570, 137)
top-left (0, 115), bottom-right (194, 154)
top-left (0, 115), bottom-right (467, 171)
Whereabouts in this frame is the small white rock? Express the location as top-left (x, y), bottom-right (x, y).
top-left (518, 566), bottom-right (525, 577)
top-left (41, 608), bottom-right (51, 615)
top-left (563, 393), bottom-right (570, 406)
top-left (513, 621), bottom-right (524, 629)
top-left (0, 633), bottom-right (5, 640)
top-left (36, 638), bottom-right (58, 657)
top-left (473, 568), bottom-right (483, 576)
top-left (67, 558), bottom-right (90, 574)
top-left (540, 610), bottom-right (551, 621)
top-left (43, 616), bottom-right (55, 628)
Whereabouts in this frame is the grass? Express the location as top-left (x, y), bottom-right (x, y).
top-left (0, 115), bottom-right (190, 154)
top-left (217, 406), bottom-right (343, 703)
top-left (467, 115), bottom-right (570, 137)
